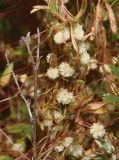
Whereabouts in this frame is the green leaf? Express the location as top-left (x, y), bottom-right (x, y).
top-left (14, 49), bottom-right (24, 56)
top-left (0, 156), bottom-right (13, 160)
top-left (20, 102), bottom-right (30, 119)
top-left (7, 124), bottom-right (32, 137)
top-left (50, 0), bottom-right (58, 13)
top-left (110, 65), bottom-right (119, 78)
top-left (112, 34), bottom-right (119, 40)
top-left (105, 94), bottom-right (119, 103)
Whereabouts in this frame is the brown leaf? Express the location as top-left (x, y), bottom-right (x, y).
top-left (85, 102), bottom-right (108, 114)
top-left (30, 5), bottom-right (49, 14)
top-left (105, 1), bottom-right (117, 34)
top-left (95, 0), bottom-right (103, 33)
top-left (0, 63), bottom-right (14, 87)
top-left (87, 102), bottom-right (107, 110)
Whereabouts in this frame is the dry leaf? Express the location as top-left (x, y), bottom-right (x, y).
top-left (85, 102), bottom-right (108, 114)
top-left (95, 0), bottom-right (103, 33)
top-left (105, 1), bottom-right (117, 34)
top-left (87, 102), bottom-right (107, 110)
top-left (30, 5), bottom-right (49, 14)
top-left (0, 63), bottom-right (14, 87)
top-left (92, 108), bottom-right (108, 114)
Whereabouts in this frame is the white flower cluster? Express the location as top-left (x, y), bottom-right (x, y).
top-left (47, 67), bottom-right (59, 80)
top-left (56, 88), bottom-right (74, 105)
top-left (79, 42), bottom-right (89, 54)
top-left (59, 62), bottom-right (75, 77)
top-left (68, 144), bottom-right (84, 157)
top-left (90, 122), bottom-right (105, 139)
top-left (80, 52), bottom-right (90, 65)
top-left (54, 137), bottom-right (73, 152)
top-left (78, 42), bottom-right (91, 65)
top-left (54, 27), bottom-right (70, 44)
top-left (74, 24), bottom-right (84, 41)
top-left (47, 62), bottom-right (75, 79)
top-left (46, 53), bottom-right (54, 63)
top-left (99, 64), bottom-right (111, 74)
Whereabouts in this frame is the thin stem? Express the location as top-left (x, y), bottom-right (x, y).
top-left (5, 51), bottom-right (33, 119)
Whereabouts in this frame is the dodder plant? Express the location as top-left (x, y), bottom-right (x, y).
top-left (9, 0), bottom-right (119, 159)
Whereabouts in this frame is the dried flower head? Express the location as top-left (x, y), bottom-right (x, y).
top-left (56, 88), bottom-right (74, 105)
top-left (47, 67), bottom-right (59, 79)
top-left (59, 62), bottom-right (75, 77)
top-left (90, 122), bottom-right (105, 139)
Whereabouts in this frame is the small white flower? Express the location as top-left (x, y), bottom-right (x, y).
top-left (74, 24), bottom-right (84, 40)
top-left (59, 62), bottom-right (75, 77)
top-left (88, 59), bottom-right (98, 70)
top-left (54, 27), bottom-right (70, 44)
top-left (99, 64), bottom-right (111, 74)
top-left (62, 137), bottom-right (73, 147)
top-left (46, 53), bottom-right (53, 63)
top-left (90, 122), bottom-right (105, 139)
top-left (54, 145), bottom-right (64, 152)
top-left (68, 144), bottom-right (84, 157)
top-left (63, 27), bottom-right (70, 41)
top-left (12, 143), bottom-right (24, 152)
top-left (80, 53), bottom-right (90, 65)
top-left (56, 88), bottom-right (74, 105)
top-left (54, 31), bottom-right (63, 44)
top-left (64, 0), bottom-right (69, 4)
top-left (20, 74), bottom-right (28, 83)
top-left (47, 67), bottom-right (59, 79)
